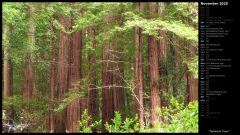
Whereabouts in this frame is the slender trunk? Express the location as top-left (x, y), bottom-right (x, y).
top-left (173, 36), bottom-right (180, 97)
top-left (87, 27), bottom-right (98, 124)
top-left (186, 44), bottom-right (198, 102)
top-left (113, 15), bottom-right (125, 118)
top-left (186, 3), bottom-right (198, 103)
top-left (23, 3), bottom-right (35, 100)
top-left (113, 42), bottom-right (125, 114)
top-left (102, 42), bottom-right (125, 132)
top-left (102, 13), bottom-right (125, 132)
top-left (102, 43), bottom-right (115, 132)
top-left (157, 2), bottom-right (168, 107)
top-left (3, 24), bottom-right (13, 120)
top-left (148, 2), bottom-right (161, 124)
top-left (134, 2), bottom-right (145, 127)
top-left (49, 19), bottom-right (57, 133)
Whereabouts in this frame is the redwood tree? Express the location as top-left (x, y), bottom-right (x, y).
top-left (102, 13), bottom-right (125, 132)
top-left (3, 24), bottom-right (13, 121)
top-left (49, 17), bottom-right (57, 133)
top-left (157, 2), bottom-right (168, 107)
top-left (23, 3), bottom-right (35, 100)
top-left (186, 3), bottom-right (198, 103)
top-left (186, 44), bottom-right (198, 103)
top-left (148, 2), bottom-right (161, 124)
top-left (87, 27), bottom-right (98, 123)
top-left (102, 42), bottom-right (115, 131)
top-left (55, 16), bottom-right (71, 133)
top-left (134, 2), bottom-right (145, 127)
top-left (66, 20), bottom-right (83, 132)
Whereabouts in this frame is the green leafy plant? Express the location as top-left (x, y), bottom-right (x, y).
top-left (54, 81), bottom-right (87, 113)
top-left (78, 109), bottom-right (101, 133)
top-left (105, 111), bottom-right (140, 133)
top-left (157, 97), bottom-right (198, 133)
top-left (2, 110), bottom-right (6, 123)
top-left (185, 56), bottom-right (198, 79)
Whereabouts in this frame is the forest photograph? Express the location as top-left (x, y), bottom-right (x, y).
top-left (2, 2), bottom-right (198, 133)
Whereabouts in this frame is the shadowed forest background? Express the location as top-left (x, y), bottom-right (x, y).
top-left (2, 2), bottom-right (198, 133)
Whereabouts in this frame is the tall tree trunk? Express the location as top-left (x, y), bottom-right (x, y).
top-left (185, 3), bottom-right (198, 103)
top-left (173, 36), bottom-right (180, 97)
top-left (32, 69), bottom-right (38, 98)
top-left (101, 13), bottom-right (125, 132)
top-left (134, 2), bottom-right (145, 128)
top-left (148, 2), bottom-right (161, 124)
top-left (66, 19), bottom-right (83, 132)
top-left (87, 27), bottom-right (98, 124)
top-left (186, 44), bottom-right (198, 102)
top-left (55, 16), bottom-right (71, 133)
top-left (157, 2), bottom-right (168, 107)
top-left (49, 19), bottom-right (57, 133)
top-left (23, 3), bottom-right (35, 100)
top-left (113, 14), bottom-right (125, 118)
top-left (102, 43), bottom-right (115, 132)
top-left (3, 24), bottom-right (13, 121)
top-left (113, 42), bottom-right (125, 114)
top-left (102, 44), bottom-right (125, 132)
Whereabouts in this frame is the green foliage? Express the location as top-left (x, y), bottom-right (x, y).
top-left (139, 19), bottom-right (197, 43)
top-left (116, 9), bottom-right (198, 43)
top-left (2, 110), bottom-right (6, 122)
top-left (158, 97), bottom-right (198, 133)
top-left (2, 95), bottom-right (48, 132)
top-left (185, 56), bottom-right (198, 79)
top-left (78, 109), bottom-right (102, 133)
top-left (3, 95), bottom-right (48, 116)
top-left (54, 82), bottom-right (87, 113)
top-left (3, 3), bottom-right (27, 25)
top-left (73, 10), bottom-right (102, 31)
top-left (105, 111), bottom-right (140, 133)
top-left (165, 3), bottom-right (198, 25)
top-left (53, 91), bottom-right (86, 113)
top-left (3, 95), bottom-right (24, 115)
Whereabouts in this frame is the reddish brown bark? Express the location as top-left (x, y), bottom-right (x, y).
top-left (113, 16), bottom-right (125, 118)
top-left (3, 24), bottom-right (13, 121)
top-left (173, 37), bottom-right (180, 97)
top-left (157, 2), bottom-right (168, 107)
top-left (23, 59), bottom-right (33, 99)
top-left (185, 5), bottom-right (199, 103)
top-left (49, 19), bottom-right (57, 133)
top-left (55, 16), bottom-right (71, 133)
top-left (102, 42), bottom-right (125, 132)
top-left (113, 46), bottom-right (125, 114)
top-left (66, 25), bottom-right (83, 132)
top-left (101, 13), bottom-right (125, 132)
top-left (134, 2), bottom-right (145, 127)
top-left (32, 69), bottom-right (38, 98)
top-left (148, 2), bottom-right (161, 124)
top-left (87, 28), bottom-right (98, 123)
top-left (102, 43), bottom-right (115, 130)
top-left (158, 31), bottom-right (168, 107)
top-left (186, 44), bottom-right (198, 103)
top-left (23, 4), bottom-right (35, 100)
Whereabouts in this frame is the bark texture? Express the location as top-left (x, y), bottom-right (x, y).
top-left (134, 2), bottom-right (145, 127)
top-left (55, 16), bottom-right (71, 133)
top-left (148, 2), bottom-right (161, 124)
top-left (3, 24), bottom-right (13, 121)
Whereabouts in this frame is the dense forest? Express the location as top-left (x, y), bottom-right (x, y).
top-left (2, 2), bottom-right (198, 133)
